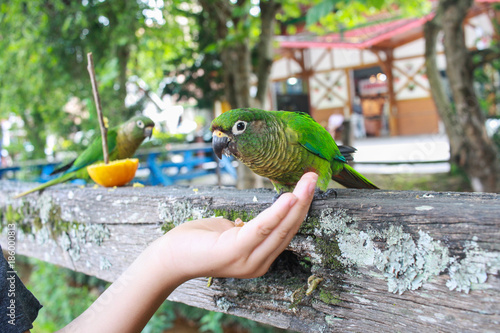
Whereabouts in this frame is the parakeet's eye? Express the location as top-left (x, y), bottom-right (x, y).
top-left (232, 121), bottom-right (247, 135)
top-left (136, 120), bottom-right (145, 129)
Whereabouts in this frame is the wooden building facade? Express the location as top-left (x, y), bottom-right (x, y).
top-left (269, 1), bottom-right (498, 137)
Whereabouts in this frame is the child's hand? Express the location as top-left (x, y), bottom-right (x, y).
top-left (159, 172), bottom-right (318, 282)
top-left (59, 173), bottom-right (318, 333)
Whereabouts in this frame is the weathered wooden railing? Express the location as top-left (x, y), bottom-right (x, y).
top-left (1, 180), bottom-right (499, 332)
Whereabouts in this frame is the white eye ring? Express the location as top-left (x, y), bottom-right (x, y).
top-left (137, 120), bottom-right (144, 129)
top-left (232, 121), bottom-right (247, 135)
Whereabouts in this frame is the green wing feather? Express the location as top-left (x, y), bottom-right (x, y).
top-left (65, 130), bottom-right (118, 173)
top-left (285, 111), bottom-right (378, 189)
top-left (286, 112), bottom-right (345, 163)
top-left (14, 130), bottom-right (118, 199)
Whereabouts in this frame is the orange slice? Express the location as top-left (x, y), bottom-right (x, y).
top-left (87, 158), bottom-right (139, 187)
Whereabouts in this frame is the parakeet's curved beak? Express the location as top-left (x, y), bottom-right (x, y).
top-left (212, 130), bottom-right (229, 159)
top-left (144, 125), bottom-right (154, 139)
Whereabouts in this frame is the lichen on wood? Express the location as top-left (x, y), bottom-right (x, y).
top-left (1, 181), bottom-right (499, 332)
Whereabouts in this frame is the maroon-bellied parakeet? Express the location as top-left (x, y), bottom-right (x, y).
top-left (210, 108), bottom-right (378, 194)
top-left (14, 115), bottom-right (155, 198)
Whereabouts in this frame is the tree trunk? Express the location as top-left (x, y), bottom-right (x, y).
top-left (220, 43), bottom-right (257, 189)
top-left (117, 44), bottom-right (132, 120)
top-left (201, 0), bottom-right (281, 189)
top-left (221, 44), bottom-right (252, 108)
top-left (424, 15), bottom-right (464, 163)
top-left (424, 0), bottom-right (500, 192)
top-left (441, 0), bottom-right (500, 192)
top-left (255, 0), bottom-right (280, 106)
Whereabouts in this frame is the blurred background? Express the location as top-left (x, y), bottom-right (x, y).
top-left (1, 0), bottom-right (499, 331)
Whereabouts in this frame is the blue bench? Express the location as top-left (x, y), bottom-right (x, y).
top-left (1, 144), bottom-right (237, 186)
top-left (0, 161), bottom-right (60, 183)
top-left (137, 144), bottom-right (236, 186)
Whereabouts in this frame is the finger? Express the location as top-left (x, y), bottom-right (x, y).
top-left (246, 172), bottom-right (317, 266)
top-left (234, 192), bottom-right (298, 255)
top-left (264, 173), bottom-right (317, 259)
top-left (257, 172), bottom-right (316, 255)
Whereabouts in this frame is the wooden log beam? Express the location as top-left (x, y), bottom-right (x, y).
top-left (1, 181), bottom-right (499, 332)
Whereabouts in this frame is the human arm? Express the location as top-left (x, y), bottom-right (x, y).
top-left (58, 172), bottom-right (318, 333)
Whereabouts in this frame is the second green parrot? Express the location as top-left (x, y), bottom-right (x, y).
top-left (210, 108), bottom-right (378, 194)
top-left (15, 115), bottom-right (155, 198)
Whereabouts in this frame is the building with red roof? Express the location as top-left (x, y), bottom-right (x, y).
top-left (269, 0), bottom-right (498, 138)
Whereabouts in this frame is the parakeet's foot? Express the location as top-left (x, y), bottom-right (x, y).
top-left (272, 187), bottom-right (296, 202)
top-left (313, 188), bottom-right (337, 200)
top-left (272, 192), bottom-right (283, 203)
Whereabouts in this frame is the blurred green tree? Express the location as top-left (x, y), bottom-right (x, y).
top-left (161, 0), bottom-right (305, 111)
top-left (0, 0), bottom-right (189, 159)
top-left (160, 4), bottom-right (226, 110)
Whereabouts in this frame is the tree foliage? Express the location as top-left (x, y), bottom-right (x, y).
top-left (0, 0), bottom-right (190, 159)
top-left (0, 0), bottom-right (307, 162)
top-left (305, 0), bottom-right (431, 33)
top-left (161, 4), bottom-right (226, 110)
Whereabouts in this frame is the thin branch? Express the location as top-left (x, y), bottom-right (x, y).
top-left (87, 52), bottom-right (109, 164)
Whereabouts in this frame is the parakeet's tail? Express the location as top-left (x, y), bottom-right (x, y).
top-left (332, 164), bottom-right (379, 189)
top-left (338, 145), bottom-right (356, 162)
top-left (13, 172), bottom-right (76, 199)
top-left (50, 159), bottom-right (76, 176)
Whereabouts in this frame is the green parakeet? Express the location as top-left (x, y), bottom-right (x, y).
top-left (210, 108), bottom-right (378, 194)
top-left (15, 115), bottom-right (155, 198)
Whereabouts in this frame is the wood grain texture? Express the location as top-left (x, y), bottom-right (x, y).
top-left (1, 180), bottom-right (499, 332)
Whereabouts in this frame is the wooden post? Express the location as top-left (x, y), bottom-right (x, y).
top-left (383, 49), bottom-right (398, 136)
top-left (1, 181), bottom-right (499, 332)
top-left (371, 48), bottom-right (398, 136)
